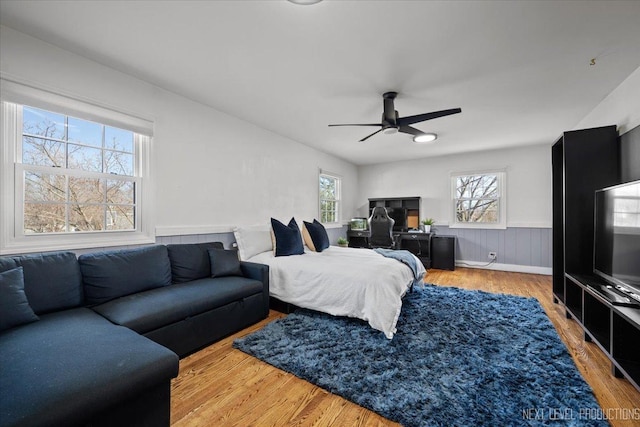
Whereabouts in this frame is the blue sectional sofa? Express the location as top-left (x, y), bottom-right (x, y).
top-left (0, 242), bottom-right (269, 427)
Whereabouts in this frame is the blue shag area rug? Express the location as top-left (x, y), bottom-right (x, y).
top-left (234, 285), bottom-right (607, 427)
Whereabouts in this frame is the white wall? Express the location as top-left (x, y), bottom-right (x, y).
top-left (0, 25), bottom-right (358, 237)
top-left (575, 65), bottom-right (640, 134)
top-left (357, 143), bottom-right (552, 228)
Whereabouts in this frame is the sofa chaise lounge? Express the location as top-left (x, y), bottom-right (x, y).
top-left (0, 242), bottom-right (269, 427)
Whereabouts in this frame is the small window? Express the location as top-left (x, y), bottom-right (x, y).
top-left (451, 171), bottom-right (506, 229)
top-left (319, 172), bottom-right (341, 224)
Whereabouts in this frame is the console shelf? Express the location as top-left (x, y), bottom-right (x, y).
top-left (565, 273), bottom-right (640, 391)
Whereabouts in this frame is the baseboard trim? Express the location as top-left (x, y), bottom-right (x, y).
top-left (455, 260), bottom-right (552, 276)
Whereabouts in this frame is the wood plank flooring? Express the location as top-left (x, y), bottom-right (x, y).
top-left (171, 268), bottom-right (640, 426)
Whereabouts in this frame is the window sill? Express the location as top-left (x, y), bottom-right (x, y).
top-left (321, 223), bottom-right (344, 229)
top-left (0, 232), bottom-right (155, 255)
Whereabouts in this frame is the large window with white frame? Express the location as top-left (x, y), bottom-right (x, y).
top-left (451, 170), bottom-right (506, 229)
top-left (319, 172), bottom-right (341, 224)
top-left (1, 81), bottom-right (154, 254)
top-left (20, 106), bottom-right (138, 233)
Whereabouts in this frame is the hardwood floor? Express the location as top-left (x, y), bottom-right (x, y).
top-left (171, 268), bottom-right (640, 426)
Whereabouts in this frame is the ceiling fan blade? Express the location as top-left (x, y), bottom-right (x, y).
top-left (398, 125), bottom-right (423, 137)
top-left (359, 127), bottom-right (385, 142)
top-left (328, 123), bottom-right (382, 127)
top-left (396, 108), bottom-right (462, 126)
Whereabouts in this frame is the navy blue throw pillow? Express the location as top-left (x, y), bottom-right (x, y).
top-left (0, 267), bottom-right (39, 332)
top-left (208, 248), bottom-right (243, 278)
top-left (303, 219), bottom-right (330, 252)
top-left (271, 217), bottom-right (304, 257)
top-left (167, 242), bottom-right (224, 283)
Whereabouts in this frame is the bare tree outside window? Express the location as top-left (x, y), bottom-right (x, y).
top-left (319, 174), bottom-right (340, 224)
top-left (454, 174), bottom-right (500, 224)
top-left (21, 106), bottom-right (137, 234)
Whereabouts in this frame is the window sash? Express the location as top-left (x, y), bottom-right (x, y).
top-left (17, 164), bottom-right (139, 235)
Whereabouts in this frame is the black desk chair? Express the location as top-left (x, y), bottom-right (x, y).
top-left (368, 207), bottom-right (395, 249)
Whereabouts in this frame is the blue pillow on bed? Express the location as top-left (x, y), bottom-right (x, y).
top-left (271, 217), bottom-right (305, 257)
top-left (302, 219), bottom-right (330, 252)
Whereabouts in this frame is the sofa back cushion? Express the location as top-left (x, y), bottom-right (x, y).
top-left (0, 252), bottom-right (83, 314)
top-left (166, 242), bottom-right (224, 283)
top-left (79, 245), bottom-right (172, 305)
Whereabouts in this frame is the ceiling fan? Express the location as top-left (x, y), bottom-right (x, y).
top-left (328, 92), bottom-right (461, 143)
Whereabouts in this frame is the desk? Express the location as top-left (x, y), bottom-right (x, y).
top-left (347, 229), bottom-right (370, 248)
top-left (347, 230), bottom-right (453, 271)
top-left (395, 232), bottom-right (432, 269)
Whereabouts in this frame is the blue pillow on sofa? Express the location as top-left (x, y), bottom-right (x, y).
top-left (79, 245), bottom-right (172, 305)
top-left (208, 248), bottom-right (243, 278)
top-left (167, 242), bottom-right (224, 283)
top-left (302, 219), bottom-right (330, 252)
top-left (0, 267), bottom-right (39, 332)
top-left (271, 217), bottom-right (304, 257)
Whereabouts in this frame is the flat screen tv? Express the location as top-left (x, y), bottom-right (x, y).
top-left (594, 179), bottom-right (640, 292)
top-left (386, 208), bottom-right (408, 232)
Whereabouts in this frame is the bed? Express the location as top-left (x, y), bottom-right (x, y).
top-left (244, 243), bottom-right (425, 339)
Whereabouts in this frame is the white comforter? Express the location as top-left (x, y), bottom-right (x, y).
top-left (247, 246), bottom-right (425, 339)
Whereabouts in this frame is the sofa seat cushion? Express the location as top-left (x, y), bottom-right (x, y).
top-left (92, 276), bottom-right (264, 334)
top-left (0, 308), bottom-right (178, 427)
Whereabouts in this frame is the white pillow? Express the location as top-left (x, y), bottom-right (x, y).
top-left (233, 225), bottom-right (273, 261)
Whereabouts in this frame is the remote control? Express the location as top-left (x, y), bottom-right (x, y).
top-left (599, 285), bottom-right (633, 305)
top-left (612, 285), bottom-right (640, 306)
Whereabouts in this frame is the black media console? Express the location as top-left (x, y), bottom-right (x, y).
top-left (552, 125), bottom-right (640, 392)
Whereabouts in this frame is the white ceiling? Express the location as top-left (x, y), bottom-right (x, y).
top-left (1, 0), bottom-right (640, 165)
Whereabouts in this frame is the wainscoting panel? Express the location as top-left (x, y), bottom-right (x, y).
top-left (157, 226), bottom-right (349, 249)
top-left (157, 232), bottom-right (236, 248)
top-left (68, 226), bottom-right (548, 274)
top-left (432, 226), bottom-right (552, 270)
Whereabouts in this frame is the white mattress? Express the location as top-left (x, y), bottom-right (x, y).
top-left (247, 246), bottom-right (425, 339)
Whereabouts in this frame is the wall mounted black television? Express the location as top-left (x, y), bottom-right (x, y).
top-left (594, 179), bottom-right (640, 292)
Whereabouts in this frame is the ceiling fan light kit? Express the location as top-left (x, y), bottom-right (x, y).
top-left (413, 133), bottom-right (438, 144)
top-left (287, 0), bottom-right (323, 5)
top-left (328, 91), bottom-right (461, 143)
